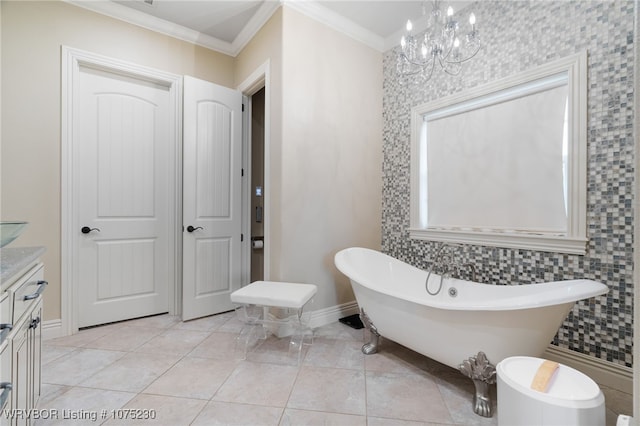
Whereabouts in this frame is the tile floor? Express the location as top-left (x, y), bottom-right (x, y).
top-left (37, 312), bottom-right (631, 426)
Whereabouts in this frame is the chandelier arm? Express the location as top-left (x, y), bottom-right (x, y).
top-left (404, 53), bottom-right (435, 69)
top-left (423, 57), bottom-right (437, 81)
top-left (442, 45), bottom-right (482, 65)
top-left (443, 64), bottom-right (462, 76)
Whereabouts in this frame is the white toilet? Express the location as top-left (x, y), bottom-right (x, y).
top-left (497, 356), bottom-right (605, 426)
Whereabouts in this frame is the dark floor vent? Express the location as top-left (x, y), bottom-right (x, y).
top-left (339, 314), bottom-right (364, 329)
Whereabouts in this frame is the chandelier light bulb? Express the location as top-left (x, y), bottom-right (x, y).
top-left (453, 38), bottom-right (460, 48)
top-left (447, 6), bottom-right (454, 17)
top-left (406, 19), bottom-right (413, 32)
top-left (421, 43), bottom-right (428, 58)
top-left (469, 13), bottom-right (476, 26)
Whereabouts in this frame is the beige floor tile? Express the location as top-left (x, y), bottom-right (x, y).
top-left (171, 311), bottom-right (235, 332)
top-left (280, 408), bottom-right (366, 426)
top-left (367, 418), bottom-right (430, 426)
top-left (192, 401), bottom-right (283, 426)
top-left (39, 320), bottom-right (627, 426)
top-left (213, 361), bottom-right (299, 407)
top-left (303, 337), bottom-right (365, 370)
top-left (42, 345), bottom-right (77, 366)
top-left (217, 315), bottom-right (247, 333)
top-left (37, 384), bottom-right (72, 408)
top-left (45, 322), bottom-right (123, 348)
top-left (436, 374), bottom-right (497, 426)
top-left (35, 387), bottom-right (136, 426)
top-left (243, 334), bottom-right (309, 366)
top-left (134, 329), bottom-right (210, 356)
top-left (312, 322), bottom-right (365, 342)
top-left (287, 366), bottom-right (366, 415)
top-left (143, 356), bottom-right (238, 400)
top-left (83, 326), bottom-right (165, 352)
top-left (188, 331), bottom-right (241, 359)
top-left (103, 394), bottom-right (206, 426)
top-left (366, 371), bottom-right (452, 423)
top-left (42, 348), bottom-right (127, 386)
top-left (79, 352), bottom-right (181, 393)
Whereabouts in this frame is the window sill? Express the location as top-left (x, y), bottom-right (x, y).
top-left (408, 228), bottom-right (587, 255)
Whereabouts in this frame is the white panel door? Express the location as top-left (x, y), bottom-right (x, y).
top-left (182, 76), bottom-right (243, 321)
top-left (77, 66), bottom-right (172, 328)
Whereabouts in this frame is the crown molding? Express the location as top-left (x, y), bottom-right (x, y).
top-left (231, 1), bottom-right (281, 55)
top-left (65, 0), bottom-right (394, 56)
top-left (282, 0), bottom-right (386, 52)
top-left (64, 0), bottom-right (280, 57)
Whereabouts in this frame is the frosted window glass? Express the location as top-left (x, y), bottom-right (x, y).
top-left (425, 84), bottom-right (569, 234)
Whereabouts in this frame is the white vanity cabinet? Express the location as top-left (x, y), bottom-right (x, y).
top-left (9, 299), bottom-right (43, 426)
top-left (0, 248), bottom-right (46, 426)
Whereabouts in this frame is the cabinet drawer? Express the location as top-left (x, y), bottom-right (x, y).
top-left (8, 264), bottom-right (45, 325)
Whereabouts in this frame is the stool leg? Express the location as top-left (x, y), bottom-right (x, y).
top-left (286, 306), bottom-right (314, 365)
top-left (288, 325), bottom-right (313, 365)
top-left (235, 323), bottom-right (271, 359)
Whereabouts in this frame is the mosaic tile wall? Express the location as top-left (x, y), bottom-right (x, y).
top-left (382, 0), bottom-right (635, 367)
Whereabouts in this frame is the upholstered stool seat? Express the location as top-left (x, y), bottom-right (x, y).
top-left (231, 281), bottom-right (317, 364)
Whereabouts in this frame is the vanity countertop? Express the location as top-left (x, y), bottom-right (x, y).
top-left (1, 246), bottom-right (46, 291)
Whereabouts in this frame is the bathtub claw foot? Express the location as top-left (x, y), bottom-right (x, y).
top-left (362, 334), bottom-right (380, 355)
top-left (359, 309), bottom-right (380, 355)
top-left (471, 379), bottom-right (492, 417)
top-left (458, 351), bottom-right (496, 418)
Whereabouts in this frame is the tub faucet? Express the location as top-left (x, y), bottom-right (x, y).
top-left (426, 244), bottom-right (477, 295)
top-left (425, 244), bottom-right (454, 295)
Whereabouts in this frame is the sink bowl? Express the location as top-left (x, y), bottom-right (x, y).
top-left (0, 222), bottom-right (28, 248)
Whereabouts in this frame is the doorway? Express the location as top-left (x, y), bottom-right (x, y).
top-left (250, 87), bottom-right (265, 282)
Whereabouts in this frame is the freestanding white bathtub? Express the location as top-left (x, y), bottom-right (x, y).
top-left (334, 247), bottom-right (608, 417)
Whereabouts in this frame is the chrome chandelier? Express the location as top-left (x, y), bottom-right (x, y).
top-left (398, 0), bottom-right (482, 82)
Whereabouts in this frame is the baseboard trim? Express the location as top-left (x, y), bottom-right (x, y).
top-left (543, 345), bottom-right (633, 394)
top-left (42, 319), bottom-right (65, 340)
top-left (308, 301), bottom-right (359, 329)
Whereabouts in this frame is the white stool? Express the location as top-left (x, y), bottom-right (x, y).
top-left (230, 281), bottom-right (317, 364)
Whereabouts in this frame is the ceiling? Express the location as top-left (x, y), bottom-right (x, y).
top-left (70, 0), bottom-right (473, 56)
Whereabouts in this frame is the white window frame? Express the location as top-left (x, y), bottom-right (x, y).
top-left (409, 52), bottom-right (588, 254)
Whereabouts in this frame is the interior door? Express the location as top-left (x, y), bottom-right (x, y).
top-left (77, 66), bottom-right (172, 328)
top-left (182, 75), bottom-right (243, 321)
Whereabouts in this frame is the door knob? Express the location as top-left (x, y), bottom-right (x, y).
top-left (81, 226), bottom-right (100, 234)
top-left (186, 226), bottom-right (203, 233)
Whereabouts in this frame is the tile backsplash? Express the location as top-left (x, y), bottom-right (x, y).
top-left (381, 0), bottom-right (635, 367)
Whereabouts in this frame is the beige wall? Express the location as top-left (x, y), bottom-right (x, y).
top-left (279, 7), bottom-right (383, 309)
top-left (237, 6), bottom-right (382, 311)
top-left (1, 1), bottom-right (234, 320)
top-left (2, 1), bottom-right (383, 323)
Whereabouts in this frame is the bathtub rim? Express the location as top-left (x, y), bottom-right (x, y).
top-left (335, 247), bottom-right (609, 312)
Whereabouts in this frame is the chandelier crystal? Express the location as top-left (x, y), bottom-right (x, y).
top-left (397, 0), bottom-right (482, 83)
